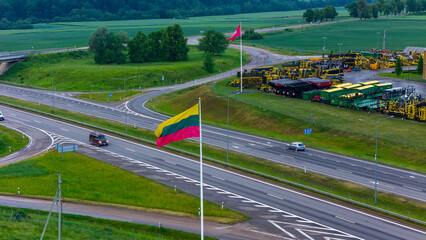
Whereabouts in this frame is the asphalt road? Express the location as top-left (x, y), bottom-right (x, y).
top-left (2, 105), bottom-right (425, 240)
top-left (0, 45), bottom-right (424, 203)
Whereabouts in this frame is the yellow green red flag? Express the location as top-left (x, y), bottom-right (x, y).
top-left (155, 104), bottom-right (200, 147)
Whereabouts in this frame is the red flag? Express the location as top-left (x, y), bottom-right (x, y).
top-left (227, 24), bottom-right (241, 41)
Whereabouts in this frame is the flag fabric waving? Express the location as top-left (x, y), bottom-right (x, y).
top-left (155, 104), bottom-right (200, 147)
top-left (227, 24), bottom-right (241, 41)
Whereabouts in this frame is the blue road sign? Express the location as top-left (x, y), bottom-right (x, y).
top-left (109, 94), bottom-right (112, 98)
top-left (304, 129), bottom-right (312, 134)
top-left (58, 145), bottom-right (78, 153)
top-left (267, 59), bottom-right (270, 63)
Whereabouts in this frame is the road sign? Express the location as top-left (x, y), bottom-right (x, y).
top-left (58, 145), bottom-right (78, 153)
top-left (109, 93), bottom-right (112, 98)
top-left (162, 75), bottom-right (164, 80)
top-left (304, 129), bottom-right (312, 134)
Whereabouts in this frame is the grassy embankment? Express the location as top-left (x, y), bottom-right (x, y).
top-left (377, 71), bottom-right (425, 83)
top-left (0, 125), bottom-right (29, 157)
top-left (0, 93), bottom-right (425, 222)
top-left (0, 151), bottom-right (246, 224)
top-left (0, 47), bottom-right (246, 92)
top-left (0, 8), bottom-right (349, 52)
top-left (0, 206), bottom-right (216, 240)
top-left (244, 15), bottom-right (426, 55)
top-left (150, 79), bottom-right (426, 173)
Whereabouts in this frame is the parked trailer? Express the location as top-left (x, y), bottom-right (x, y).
top-left (297, 77), bottom-right (332, 89)
top-left (320, 88), bottom-right (347, 103)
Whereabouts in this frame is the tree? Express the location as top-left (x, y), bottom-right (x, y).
top-left (345, 2), bottom-right (358, 18)
top-left (303, 8), bottom-right (314, 23)
top-left (198, 29), bottom-right (228, 56)
top-left (148, 29), bottom-right (165, 61)
top-left (357, 0), bottom-right (369, 19)
top-left (203, 53), bottom-right (214, 73)
top-left (160, 24), bottom-right (189, 61)
top-left (369, 4), bottom-right (379, 19)
top-left (88, 27), bottom-right (126, 64)
top-left (128, 31), bottom-right (150, 63)
top-left (383, 3), bottom-right (393, 16)
top-left (118, 31), bottom-right (129, 44)
top-left (376, 0), bottom-right (386, 15)
top-left (313, 8), bottom-right (321, 22)
top-left (416, 55), bottom-right (423, 75)
top-left (406, 0), bottom-right (418, 12)
top-left (395, 58), bottom-right (402, 76)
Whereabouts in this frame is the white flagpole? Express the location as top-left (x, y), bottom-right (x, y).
top-left (199, 98), bottom-right (204, 240)
top-left (240, 22), bottom-right (243, 93)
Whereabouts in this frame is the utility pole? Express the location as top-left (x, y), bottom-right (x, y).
top-left (40, 66), bottom-right (64, 114)
top-left (338, 43), bottom-right (343, 82)
top-left (322, 37), bottom-right (327, 70)
top-left (58, 173), bottom-right (62, 240)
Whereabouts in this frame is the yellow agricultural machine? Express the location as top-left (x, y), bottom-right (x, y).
top-left (379, 93), bottom-right (426, 121)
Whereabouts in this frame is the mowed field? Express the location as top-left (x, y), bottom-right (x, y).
top-left (1, 47), bottom-right (245, 91)
top-left (245, 15), bottom-right (426, 54)
top-left (0, 8), bottom-right (349, 52)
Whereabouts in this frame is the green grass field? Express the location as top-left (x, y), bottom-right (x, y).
top-left (377, 71), bottom-right (426, 83)
top-left (1, 96), bottom-right (425, 222)
top-left (245, 16), bottom-right (426, 55)
top-left (76, 90), bottom-right (145, 102)
top-left (0, 125), bottom-right (29, 157)
top-left (0, 151), bottom-right (246, 223)
top-left (0, 47), bottom-right (245, 91)
top-left (148, 79), bottom-right (426, 173)
top-left (0, 9), bottom-right (349, 52)
top-left (1, 206), bottom-right (216, 240)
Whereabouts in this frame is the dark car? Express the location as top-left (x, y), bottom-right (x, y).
top-left (89, 132), bottom-right (109, 146)
top-left (287, 142), bottom-right (305, 151)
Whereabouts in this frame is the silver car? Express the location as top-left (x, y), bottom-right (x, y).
top-left (0, 111), bottom-right (4, 121)
top-left (287, 142), bottom-right (305, 151)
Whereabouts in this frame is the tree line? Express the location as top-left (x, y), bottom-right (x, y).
top-left (345, 0), bottom-right (426, 20)
top-left (0, 0), bottom-right (354, 28)
top-left (302, 6), bottom-right (338, 23)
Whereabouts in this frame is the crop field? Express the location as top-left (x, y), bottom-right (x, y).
top-left (0, 151), bottom-right (245, 223)
top-left (0, 8), bottom-right (349, 52)
top-left (0, 47), bottom-right (246, 91)
top-left (245, 15), bottom-right (426, 55)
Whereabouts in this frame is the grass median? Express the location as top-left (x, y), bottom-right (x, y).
top-left (0, 95), bottom-right (425, 223)
top-left (0, 151), bottom-right (246, 224)
top-left (1, 206), bottom-right (217, 240)
top-left (0, 124), bottom-right (29, 157)
top-left (377, 71), bottom-right (425, 83)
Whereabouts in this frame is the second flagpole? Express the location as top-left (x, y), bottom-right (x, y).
top-left (199, 98), bottom-right (204, 240)
top-left (240, 22), bottom-right (243, 93)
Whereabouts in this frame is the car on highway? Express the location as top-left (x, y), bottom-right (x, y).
top-left (89, 132), bottom-right (109, 146)
top-left (287, 142), bottom-right (305, 151)
top-left (0, 111), bottom-right (4, 121)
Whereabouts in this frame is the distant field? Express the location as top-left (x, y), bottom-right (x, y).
top-left (245, 16), bottom-right (426, 55)
top-left (0, 8), bottom-right (349, 52)
top-left (0, 47), bottom-right (246, 91)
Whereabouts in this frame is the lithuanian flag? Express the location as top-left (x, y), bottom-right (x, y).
top-left (155, 104), bottom-right (200, 147)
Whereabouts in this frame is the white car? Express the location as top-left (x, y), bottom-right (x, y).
top-left (0, 111), bottom-right (4, 121)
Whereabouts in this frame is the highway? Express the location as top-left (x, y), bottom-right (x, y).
top-left (2, 105), bottom-right (425, 240)
top-left (0, 45), bottom-right (424, 203)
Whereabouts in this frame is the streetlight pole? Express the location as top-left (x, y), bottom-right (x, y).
top-left (322, 36), bottom-right (327, 70)
top-left (40, 66), bottom-right (64, 114)
top-left (338, 43), bottom-right (343, 82)
top-left (376, 32), bottom-right (380, 60)
top-left (226, 92), bottom-right (240, 164)
top-left (359, 115), bottom-right (393, 205)
top-left (112, 76), bottom-right (136, 132)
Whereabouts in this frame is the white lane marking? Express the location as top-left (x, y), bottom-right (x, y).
top-left (369, 181), bottom-right (379, 185)
top-left (403, 185), bottom-right (423, 192)
top-left (249, 229), bottom-right (293, 240)
top-left (125, 148), bottom-right (135, 152)
top-left (267, 193), bottom-right (284, 200)
top-left (233, 146), bottom-right (239, 149)
top-left (6, 106), bottom-right (425, 235)
top-left (33, 120), bottom-right (41, 123)
top-left (337, 168), bottom-right (353, 174)
top-left (60, 128), bottom-right (69, 131)
top-left (165, 160), bottom-right (176, 165)
top-left (410, 176), bottom-right (415, 179)
top-left (211, 175), bottom-right (225, 181)
top-left (335, 215), bottom-right (356, 224)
